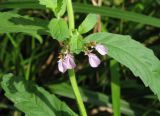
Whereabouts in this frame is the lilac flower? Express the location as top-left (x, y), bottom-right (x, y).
top-left (64, 54), bottom-right (76, 69)
top-left (95, 44), bottom-right (108, 55)
top-left (88, 53), bottom-right (101, 68)
top-left (58, 59), bottom-right (67, 73)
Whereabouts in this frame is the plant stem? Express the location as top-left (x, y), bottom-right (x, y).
top-left (68, 70), bottom-right (87, 116)
top-left (67, 0), bottom-right (87, 115)
top-left (67, 0), bottom-right (75, 33)
top-left (110, 60), bottom-right (121, 116)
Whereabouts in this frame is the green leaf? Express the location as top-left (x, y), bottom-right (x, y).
top-left (38, 0), bottom-right (57, 12)
top-left (48, 18), bottom-right (69, 41)
top-left (70, 34), bottom-right (84, 54)
top-left (0, 12), bottom-right (48, 43)
top-left (38, 0), bottom-right (66, 17)
top-left (85, 32), bottom-right (160, 100)
top-left (78, 14), bottom-right (98, 34)
top-left (1, 74), bottom-right (77, 116)
top-left (55, 0), bottom-right (67, 17)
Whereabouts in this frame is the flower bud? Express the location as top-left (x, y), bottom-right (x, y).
top-left (95, 44), bottom-right (108, 55)
top-left (58, 59), bottom-right (67, 73)
top-left (88, 53), bottom-right (101, 68)
top-left (64, 54), bottom-right (76, 69)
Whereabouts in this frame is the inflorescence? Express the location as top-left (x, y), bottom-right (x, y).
top-left (57, 42), bottom-right (108, 73)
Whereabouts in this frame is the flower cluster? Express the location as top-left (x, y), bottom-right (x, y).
top-left (58, 43), bottom-right (108, 73)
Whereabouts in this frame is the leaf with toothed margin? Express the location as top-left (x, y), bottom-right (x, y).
top-left (1, 74), bottom-right (78, 116)
top-left (55, 0), bottom-right (67, 17)
top-left (48, 18), bottom-right (69, 41)
top-left (38, 0), bottom-right (57, 12)
top-left (85, 32), bottom-right (160, 100)
top-left (38, 0), bottom-right (67, 17)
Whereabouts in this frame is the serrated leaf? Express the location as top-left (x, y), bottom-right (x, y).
top-left (48, 18), bottom-right (69, 41)
top-left (38, 0), bottom-right (57, 12)
top-left (78, 14), bottom-right (98, 34)
top-left (70, 34), bottom-right (84, 54)
top-left (1, 74), bottom-right (77, 116)
top-left (55, 0), bottom-right (67, 17)
top-left (39, 0), bottom-right (66, 17)
top-left (0, 12), bottom-right (48, 43)
top-left (85, 32), bottom-right (160, 100)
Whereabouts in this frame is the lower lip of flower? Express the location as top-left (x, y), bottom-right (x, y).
top-left (88, 53), bottom-right (101, 67)
top-left (58, 59), bottom-right (67, 73)
top-left (63, 54), bottom-right (76, 69)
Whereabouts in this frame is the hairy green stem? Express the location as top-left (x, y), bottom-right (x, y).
top-left (67, 0), bottom-right (75, 32)
top-left (67, 0), bottom-right (87, 116)
top-left (68, 70), bottom-right (87, 116)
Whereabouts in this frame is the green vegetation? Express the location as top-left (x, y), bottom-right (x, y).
top-left (0, 0), bottom-right (160, 116)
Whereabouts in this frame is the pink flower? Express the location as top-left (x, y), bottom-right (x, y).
top-left (58, 59), bottom-right (68, 73)
top-left (95, 44), bottom-right (108, 55)
top-left (64, 54), bottom-right (76, 69)
top-left (88, 53), bottom-right (101, 68)
top-left (58, 54), bottom-right (76, 73)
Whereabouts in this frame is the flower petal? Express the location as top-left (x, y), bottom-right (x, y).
top-left (64, 54), bottom-right (76, 69)
top-left (88, 53), bottom-right (101, 68)
top-left (95, 44), bottom-right (108, 55)
top-left (58, 59), bottom-right (67, 73)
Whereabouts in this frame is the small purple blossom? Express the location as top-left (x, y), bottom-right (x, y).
top-left (88, 53), bottom-right (101, 68)
top-left (95, 44), bottom-right (108, 55)
top-left (58, 59), bottom-right (67, 73)
top-left (64, 54), bottom-right (76, 69)
top-left (58, 53), bottom-right (76, 73)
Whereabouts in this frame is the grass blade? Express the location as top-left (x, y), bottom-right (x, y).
top-left (73, 4), bottom-right (160, 27)
top-left (0, 1), bottom-right (160, 27)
